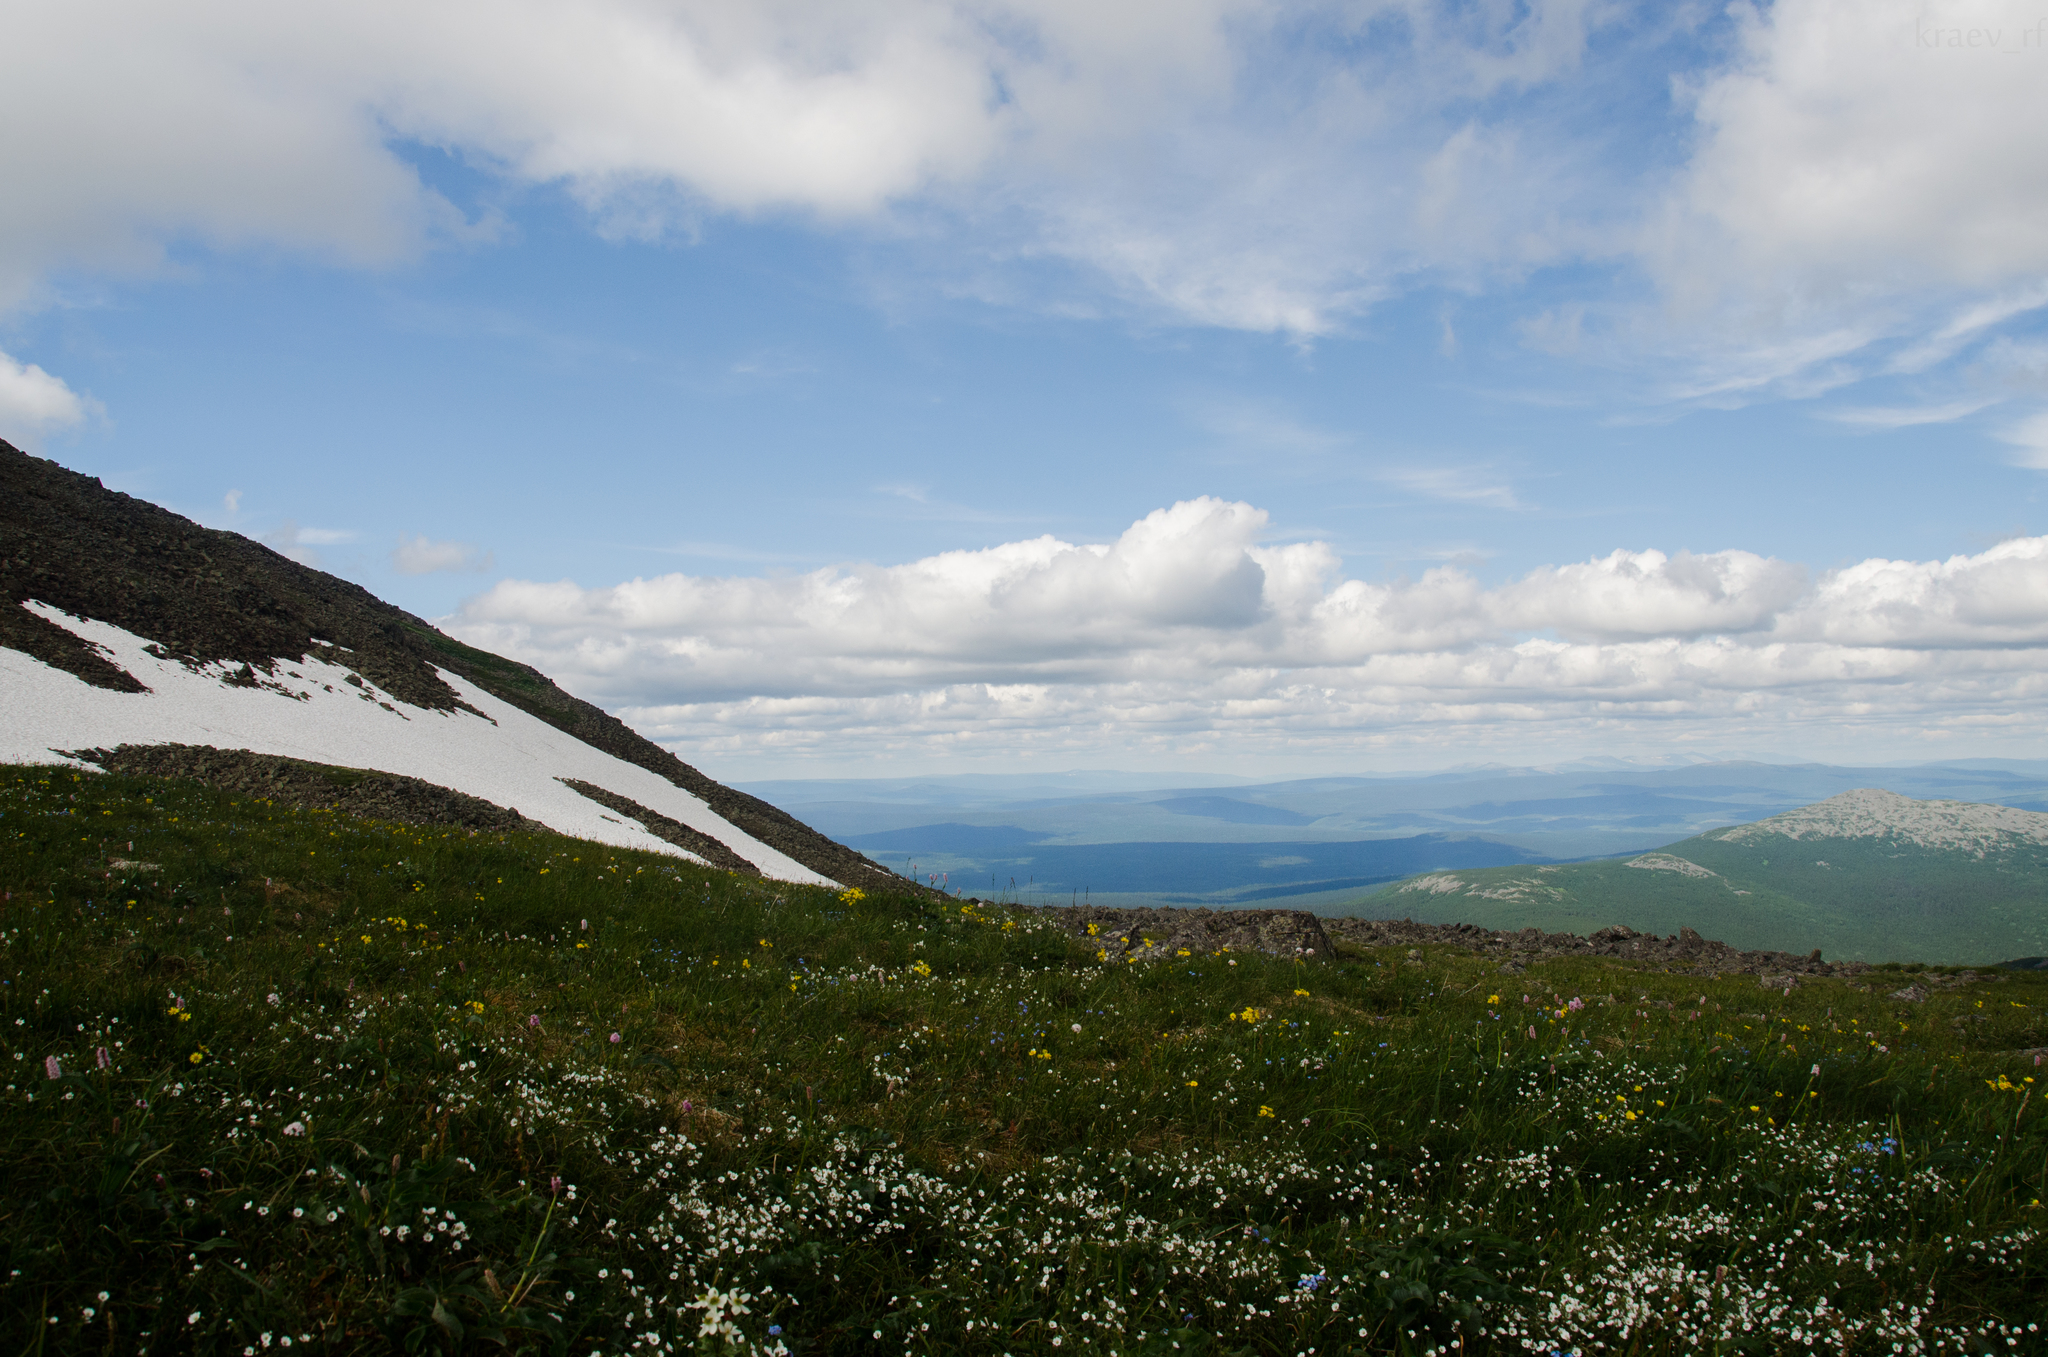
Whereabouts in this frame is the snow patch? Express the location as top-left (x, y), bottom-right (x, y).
top-left (0, 602), bottom-right (836, 887)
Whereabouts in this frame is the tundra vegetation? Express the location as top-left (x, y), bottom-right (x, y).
top-left (2, 765), bottom-right (2044, 1355)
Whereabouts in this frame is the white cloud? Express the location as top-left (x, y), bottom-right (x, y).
top-left (0, 0), bottom-right (1638, 339)
top-left (1649, 0), bottom-right (2048, 384)
top-left (259, 522), bottom-right (355, 567)
top-left (4, 0), bottom-right (2046, 390)
top-left (1998, 410), bottom-right (2048, 468)
top-left (443, 497), bottom-right (2048, 765)
top-left (393, 534), bottom-right (494, 575)
top-left (1825, 398), bottom-right (2000, 429)
top-left (0, 348), bottom-right (90, 444)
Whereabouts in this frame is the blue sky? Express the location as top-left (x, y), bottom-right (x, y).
top-left (7, 0), bottom-right (2048, 777)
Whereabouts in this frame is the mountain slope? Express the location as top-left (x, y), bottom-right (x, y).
top-left (0, 440), bottom-right (916, 893)
top-left (1364, 789), bottom-right (2048, 964)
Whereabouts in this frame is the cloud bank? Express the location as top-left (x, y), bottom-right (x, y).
top-left (7, 0), bottom-right (2048, 379)
top-left (444, 498), bottom-right (2048, 767)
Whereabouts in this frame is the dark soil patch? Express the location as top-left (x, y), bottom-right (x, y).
top-left (70, 744), bottom-right (537, 832)
top-left (558, 778), bottom-right (760, 877)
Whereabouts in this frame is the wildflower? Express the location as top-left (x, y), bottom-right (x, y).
top-left (528, 1015), bottom-right (541, 1028)
top-left (1070, 1022), bottom-right (1082, 1033)
top-left (1526, 1026), bottom-right (1536, 1039)
top-left (190, 1050), bottom-right (205, 1065)
top-left (266, 993), bottom-right (281, 1007)
top-left (1487, 994), bottom-right (1500, 1005)
top-left (282, 1121), bottom-right (306, 1137)
top-left (609, 1032), bottom-right (621, 1043)
top-left (1187, 1080), bottom-right (1198, 1088)
top-left (551, 1176), bottom-right (563, 1195)
top-left (1258, 1105), bottom-right (1275, 1118)
top-left (44, 1055), bottom-right (60, 1079)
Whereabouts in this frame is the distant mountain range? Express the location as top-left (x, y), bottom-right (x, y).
top-left (1374, 789), bottom-right (2048, 965)
top-left (747, 760), bottom-right (2048, 915)
top-left (0, 440), bottom-right (909, 894)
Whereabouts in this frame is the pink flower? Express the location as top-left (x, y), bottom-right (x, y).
top-left (282, 1121), bottom-right (307, 1137)
top-left (528, 1015), bottom-right (541, 1028)
top-left (1567, 997), bottom-right (1585, 1012)
top-left (609, 1032), bottom-right (621, 1044)
top-left (44, 1055), bottom-right (61, 1079)
top-left (550, 1175), bottom-right (562, 1195)
top-left (96, 1047), bottom-right (111, 1070)
top-left (1526, 1026), bottom-right (1537, 1040)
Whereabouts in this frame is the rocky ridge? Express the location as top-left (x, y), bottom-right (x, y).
top-left (1023, 902), bottom-right (1897, 983)
top-left (1716, 787), bottom-right (2048, 856)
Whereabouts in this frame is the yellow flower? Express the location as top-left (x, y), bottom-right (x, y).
top-left (910, 959), bottom-right (932, 977)
top-left (839, 887), bottom-right (867, 905)
top-left (741, 959), bottom-right (750, 968)
top-left (1177, 948), bottom-right (1192, 957)
top-left (1293, 989), bottom-right (1309, 998)
top-left (360, 935), bottom-right (372, 944)
top-left (467, 1001), bottom-right (485, 1014)
top-left (1086, 922), bottom-right (1100, 936)
top-left (1257, 1105), bottom-right (1275, 1118)
top-left (576, 942), bottom-right (588, 949)
top-left (1487, 995), bottom-right (1500, 1005)
top-left (188, 1052), bottom-right (203, 1065)
top-left (1186, 1080), bottom-right (1198, 1088)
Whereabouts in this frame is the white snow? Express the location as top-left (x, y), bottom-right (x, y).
top-left (0, 602), bottom-right (837, 887)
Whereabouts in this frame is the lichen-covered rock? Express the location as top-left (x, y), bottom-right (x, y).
top-left (1026, 904), bottom-right (1333, 962)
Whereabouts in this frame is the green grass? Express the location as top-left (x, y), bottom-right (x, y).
top-left (1367, 832), bottom-right (2048, 966)
top-left (3, 763), bottom-right (2046, 1355)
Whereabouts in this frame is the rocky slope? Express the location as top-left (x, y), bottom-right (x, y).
top-left (0, 440), bottom-right (928, 896)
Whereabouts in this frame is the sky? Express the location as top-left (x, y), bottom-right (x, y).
top-left (6, 0), bottom-right (2048, 779)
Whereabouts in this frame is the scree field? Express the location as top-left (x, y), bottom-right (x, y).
top-left (2, 765), bottom-right (2045, 1355)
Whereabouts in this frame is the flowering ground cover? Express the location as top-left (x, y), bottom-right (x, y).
top-left (2, 764), bottom-right (2045, 1355)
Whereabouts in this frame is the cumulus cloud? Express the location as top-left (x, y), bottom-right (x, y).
top-left (1650, 0), bottom-right (2048, 386)
top-left (0, 348), bottom-right (90, 445)
top-left (442, 497), bottom-right (2048, 763)
top-left (394, 535), bottom-right (494, 575)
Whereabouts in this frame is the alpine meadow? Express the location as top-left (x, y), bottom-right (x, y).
top-left (4, 764), bottom-right (2045, 1354)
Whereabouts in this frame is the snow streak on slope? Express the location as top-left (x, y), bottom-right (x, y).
top-left (1717, 788), bottom-right (2048, 858)
top-left (0, 602), bottom-right (836, 886)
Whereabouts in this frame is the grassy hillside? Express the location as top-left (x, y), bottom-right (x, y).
top-left (1367, 830), bottom-right (2048, 965)
top-left (3, 763), bottom-right (2046, 1354)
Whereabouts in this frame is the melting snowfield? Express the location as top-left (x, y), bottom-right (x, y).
top-left (0, 602), bottom-right (835, 886)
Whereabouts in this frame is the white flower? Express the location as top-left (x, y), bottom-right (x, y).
top-left (282, 1121), bottom-right (306, 1137)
